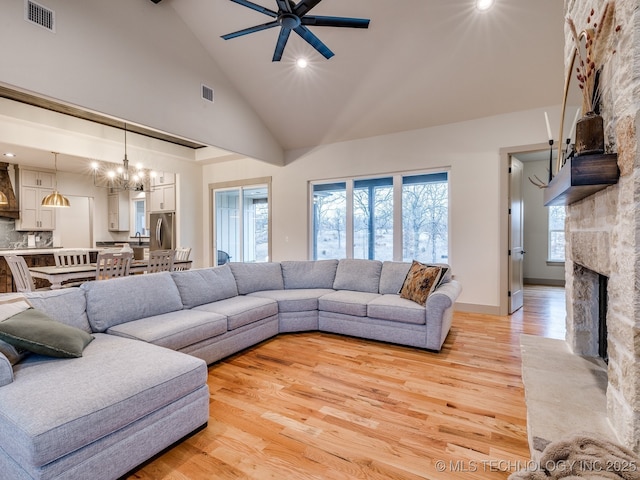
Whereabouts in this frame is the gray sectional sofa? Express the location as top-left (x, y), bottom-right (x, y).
top-left (0, 259), bottom-right (461, 480)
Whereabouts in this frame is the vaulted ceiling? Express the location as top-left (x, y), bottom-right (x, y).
top-left (166, 0), bottom-right (565, 151)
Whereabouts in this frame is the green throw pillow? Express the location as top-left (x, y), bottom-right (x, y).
top-left (0, 308), bottom-right (94, 358)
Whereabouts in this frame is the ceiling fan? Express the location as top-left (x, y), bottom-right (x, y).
top-left (221, 0), bottom-right (370, 61)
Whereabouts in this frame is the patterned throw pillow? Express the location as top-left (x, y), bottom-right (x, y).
top-left (399, 261), bottom-right (444, 306)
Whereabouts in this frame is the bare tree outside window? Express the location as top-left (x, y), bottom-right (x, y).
top-left (312, 172), bottom-right (448, 262)
top-left (402, 179), bottom-right (448, 263)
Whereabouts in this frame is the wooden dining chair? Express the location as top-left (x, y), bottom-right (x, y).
top-left (95, 251), bottom-right (132, 280)
top-left (173, 247), bottom-right (191, 271)
top-left (6, 255), bottom-right (42, 293)
top-left (54, 249), bottom-right (91, 267)
top-left (175, 247), bottom-right (191, 262)
top-left (147, 249), bottom-right (175, 273)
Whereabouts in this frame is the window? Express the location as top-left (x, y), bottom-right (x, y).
top-left (548, 205), bottom-right (566, 262)
top-left (312, 171), bottom-right (449, 262)
top-left (130, 193), bottom-right (147, 236)
top-left (211, 179), bottom-right (271, 265)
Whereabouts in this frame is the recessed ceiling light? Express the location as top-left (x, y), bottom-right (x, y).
top-left (476, 0), bottom-right (494, 11)
top-left (296, 58), bottom-right (308, 69)
top-left (3, 152), bottom-right (16, 158)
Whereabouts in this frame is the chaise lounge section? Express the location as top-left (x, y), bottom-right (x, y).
top-left (0, 259), bottom-right (461, 479)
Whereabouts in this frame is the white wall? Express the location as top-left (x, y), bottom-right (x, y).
top-left (0, 0), bottom-right (282, 165)
top-left (522, 160), bottom-right (565, 285)
top-left (203, 106), bottom-right (564, 312)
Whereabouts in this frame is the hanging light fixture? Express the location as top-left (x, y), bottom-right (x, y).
top-left (0, 191), bottom-right (8, 206)
top-left (92, 124), bottom-right (147, 192)
top-left (41, 152), bottom-right (70, 208)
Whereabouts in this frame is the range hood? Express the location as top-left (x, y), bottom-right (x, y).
top-left (0, 162), bottom-right (20, 219)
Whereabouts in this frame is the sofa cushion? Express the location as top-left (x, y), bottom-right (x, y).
top-left (82, 272), bottom-right (184, 332)
top-left (0, 299), bottom-right (32, 366)
top-left (399, 261), bottom-right (444, 306)
top-left (193, 296), bottom-right (278, 330)
top-left (318, 290), bottom-right (381, 317)
top-left (107, 309), bottom-right (227, 350)
top-left (367, 294), bottom-right (426, 325)
top-left (249, 288), bottom-right (335, 312)
top-left (25, 287), bottom-right (92, 333)
top-left (333, 259), bottom-right (383, 293)
top-left (229, 262), bottom-right (284, 294)
top-left (281, 260), bottom-right (338, 289)
top-left (379, 261), bottom-right (412, 294)
top-left (0, 308), bottom-right (94, 358)
top-left (0, 333), bottom-right (207, 470)
top-left (171, 265), bottom-right (238, 309)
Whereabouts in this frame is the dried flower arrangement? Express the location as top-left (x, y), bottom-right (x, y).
top-left (566, 1), bottom-right (621, 114)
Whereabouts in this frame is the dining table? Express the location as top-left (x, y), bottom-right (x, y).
top-left (29, 260), bottom-right (193, 289)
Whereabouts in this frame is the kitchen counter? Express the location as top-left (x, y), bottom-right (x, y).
top-left (0, 248), bottom-right (99, 256)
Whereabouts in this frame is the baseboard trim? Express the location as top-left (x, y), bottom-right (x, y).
top-left (454, 303), bottom-right (501, 315)
top-left (524, 278), bottom-right (565, 287)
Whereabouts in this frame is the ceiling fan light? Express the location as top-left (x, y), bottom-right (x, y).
top-left (296, 58), bottom-right (308, 69)
top-left (476, 0), bottom-right (494, 11)
top-left (41, 191), bottom-right (71, 208)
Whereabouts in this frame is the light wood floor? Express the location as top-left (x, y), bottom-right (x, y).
top-left (128, 285), bottom-right (566, 480)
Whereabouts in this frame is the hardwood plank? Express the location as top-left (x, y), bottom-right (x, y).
top-left (128, 286), bottom-right (565, 480)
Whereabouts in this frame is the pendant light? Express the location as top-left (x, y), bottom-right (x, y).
top-left (41, 152), bottom-right (70, 208)
top-left (0, 191), bottom-right (8, 206)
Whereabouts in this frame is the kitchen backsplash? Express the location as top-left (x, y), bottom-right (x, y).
top-left (0, 218), bottom-right (53, 249)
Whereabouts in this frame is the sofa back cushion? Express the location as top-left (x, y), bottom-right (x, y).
top-left (229, 262), bottom-right (284, 294)
top-left (333, 259), bottom-right (383, 293)
top-left (171, 265), bottom-right (239, 309)
top-left (82, 272), bottom-right (184, 332)
top-left (281, 260), bottom-right (338, 289)
top-left (379, 261), bottom-right (451, 294)
top-left (25, 288), bottom-right (92, 333)
top-left (379, 262), bottom-right (412, 294)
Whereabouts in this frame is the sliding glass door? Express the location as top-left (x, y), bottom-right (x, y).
top-left (212, 181), bottom-right (270, 265)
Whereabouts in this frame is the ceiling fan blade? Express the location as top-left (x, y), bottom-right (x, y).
top-left (293, 25), bottom-right (334, 59)
top-left (275, 0), bottom-right (292, 13)
top-left (228, 0), bottom-right (277, 18)
top-left (272, 27), bottom-right (292, 61)
top-left (293, 0), bottom-right (323, 17)
top-left (221, 21), bottom-right (279, 40)
top-left (301, 16), bottom-right (370, 28)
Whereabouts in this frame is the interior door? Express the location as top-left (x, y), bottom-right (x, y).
top-left (509, 158), bottom-right (525, 313)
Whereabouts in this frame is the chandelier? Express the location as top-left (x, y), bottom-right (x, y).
top-left (91, 124), bottom-right (148, 192)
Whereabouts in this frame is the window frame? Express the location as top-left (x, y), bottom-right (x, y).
top-left (547, 205), bottom-right (566, 263)
top-left (309, 169), bottom-right (450, 262)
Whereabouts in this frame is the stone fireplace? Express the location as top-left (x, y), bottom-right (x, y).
top-left (564, 0), bottom-right (640, 452)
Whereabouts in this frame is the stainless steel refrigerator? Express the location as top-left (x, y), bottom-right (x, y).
top-left (150, 212), bottom-right (175, 250)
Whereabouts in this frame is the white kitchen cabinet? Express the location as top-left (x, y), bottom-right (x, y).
top-left (15, 168), bottom-right (56, 231)
top-left (108, 191), bottom-right (130, 231)
top-left (151, 172), bottom-right (175, 187)
top-left (149, 184), bottom-right (175, 212)
top-left (149, 171), bottom-right (176, 212)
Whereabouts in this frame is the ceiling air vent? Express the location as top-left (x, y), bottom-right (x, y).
top-left (201, 84), bottom-right (214, 103)
top-left (24, 0), bottom-right (55, 32)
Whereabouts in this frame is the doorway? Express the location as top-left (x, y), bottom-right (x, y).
top-left (501, 143), bottom-right (566, 315)
top-left (210, 177), bottom-right (272, 266)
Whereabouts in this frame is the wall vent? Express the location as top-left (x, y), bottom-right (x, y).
top-left (201, 84), bottom-right (214, 103)
top-left (24, 0), bottom-right (55, 32)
